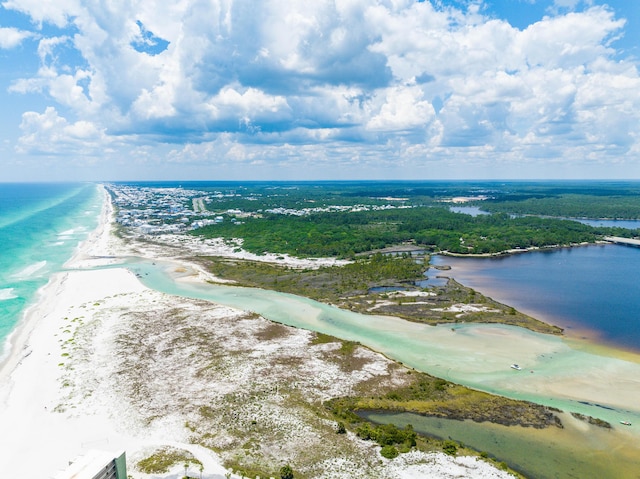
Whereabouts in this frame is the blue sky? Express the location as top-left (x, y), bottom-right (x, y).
top-left (1, 0), bottom-right (639, 181)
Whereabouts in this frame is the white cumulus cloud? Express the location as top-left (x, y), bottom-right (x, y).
top-left (2, 0), bottom-right (640, 179)
top-left (17, 106), bottom-right (108, 155)
top-left (0, 26), bottom-right (32, 48)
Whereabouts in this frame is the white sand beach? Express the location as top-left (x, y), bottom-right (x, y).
top-left (0, 190), bottom-right (518, 478)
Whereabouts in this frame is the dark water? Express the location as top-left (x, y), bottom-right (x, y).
top-left (449, 205), bottom-right (489, 216)
top-left (369, 286), bottom-right (407, 293)
top-left (431, 244), bottom-right (640, 352)
top-left (415, 269), bottom-right (449, 287)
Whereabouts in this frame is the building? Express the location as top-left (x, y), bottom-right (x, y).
top-left (54, 450), bottom-right (126, 479)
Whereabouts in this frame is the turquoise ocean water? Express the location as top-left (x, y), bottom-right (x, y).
top-left (0, 183), bottom-right (102, 359)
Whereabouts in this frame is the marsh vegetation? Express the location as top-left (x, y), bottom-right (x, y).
top-left (196, 254), bottom-right (562, 335)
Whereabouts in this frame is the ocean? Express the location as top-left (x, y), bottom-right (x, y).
top-left (0, 183), bottom-right (102, 360)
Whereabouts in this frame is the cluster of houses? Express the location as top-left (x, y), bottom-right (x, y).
top-left (106, 183), bottom-right (414, 236)
top-left (107, 184), bottom-right (224, 235)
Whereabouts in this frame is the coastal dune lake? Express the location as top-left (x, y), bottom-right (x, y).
top-left (431, 244), bottom-right (640, 353)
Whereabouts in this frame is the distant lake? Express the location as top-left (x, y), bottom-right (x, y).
top-left (575, 218), bottom-right (640, 230)
top-left (431, 244), bottom-right (640, 353)
top-left (449, 205), bottom-right (489, 216)
top-left (450, 206), bottom-right (640, 231)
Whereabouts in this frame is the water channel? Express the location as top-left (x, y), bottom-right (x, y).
top-left (105, 254), bottom-right (640, 478)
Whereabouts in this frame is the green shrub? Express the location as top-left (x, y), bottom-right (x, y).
top-left (380, 445), bottom-right (399, 459)
top-left (356, 423), bottom-right (375, 440)
top-left (280, 464), bottom-right (294, 479)
top-left (442, 440), bottom-right (458, 456)
top-left (434, 378), bottom-right (448, 391)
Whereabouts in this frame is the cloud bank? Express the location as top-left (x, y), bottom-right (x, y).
top-left (2, 0), bottom-right (639, 180)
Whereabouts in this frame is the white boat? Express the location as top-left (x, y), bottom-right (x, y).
top-left (510, 364), bottom-right (522, 370)
top-left (620, 420), bottom-right (632, 426)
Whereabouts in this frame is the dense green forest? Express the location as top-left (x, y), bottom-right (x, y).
top-left (188, 180), bottom-right (640, 218)
top-left (191, 206), bottom-right (631, 258)
top-left (457, 181), bottom-right (640, 219)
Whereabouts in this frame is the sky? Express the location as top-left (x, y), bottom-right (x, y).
top-left (1, 0), bottom-right (639, 182)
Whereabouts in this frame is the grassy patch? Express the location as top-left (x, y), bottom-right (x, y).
top-left (253, 322), bottom-right (291, 341)
top-left (136, 446), bottom-right (201, 474)
top-left (310, 332), bottom-right (338, 345)
top-left (198, 253), bottom-right (426, 302)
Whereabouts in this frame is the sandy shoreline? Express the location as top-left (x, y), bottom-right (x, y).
top-left (0, 189), bottom-right (237, 478)
top-left (0, 188), bottom-right (517, 478)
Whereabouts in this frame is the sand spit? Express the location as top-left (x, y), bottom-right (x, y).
top-left (0, 188), bottom-right (514, 478)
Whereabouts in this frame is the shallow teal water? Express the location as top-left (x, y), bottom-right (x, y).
top-left (117, 259), bottom-right (640, 431)
top-left (0, 183), bottom-right (102, 358)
